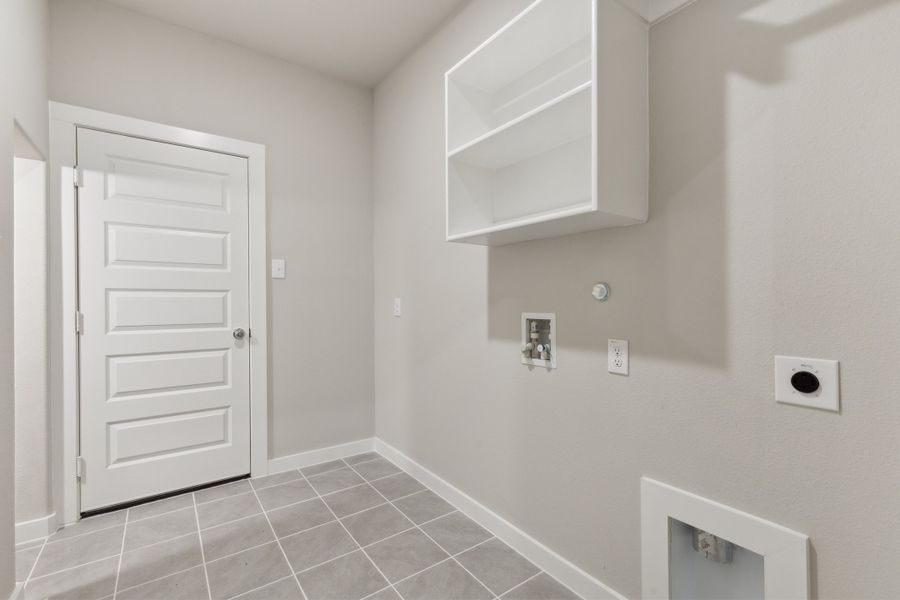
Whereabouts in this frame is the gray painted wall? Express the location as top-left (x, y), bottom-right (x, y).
top-left (373, 0), bottom-right (900, 597)
top-left (1, 0), bottom-right (49, 593)
top-left (47, 0), bottom-right (375, 461)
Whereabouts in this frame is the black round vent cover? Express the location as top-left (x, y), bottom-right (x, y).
top-left (791, 371), bottom-right (820, 394)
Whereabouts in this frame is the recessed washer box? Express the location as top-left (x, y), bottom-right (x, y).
top-left (775, 355), bottom-right (840, 412)
top-left (521, 312), bottom-right (556, 369)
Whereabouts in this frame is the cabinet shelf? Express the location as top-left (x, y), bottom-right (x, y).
top-left (445, 0), bottom-right (649, 246)
top-left (448, 81), bottom-right (591, 170)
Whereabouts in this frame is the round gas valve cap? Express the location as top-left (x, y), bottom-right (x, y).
top-left (791, 371), bottom-right (820, 394)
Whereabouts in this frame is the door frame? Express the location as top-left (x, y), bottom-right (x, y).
top-left (50, 102), bottom-right (269, 524)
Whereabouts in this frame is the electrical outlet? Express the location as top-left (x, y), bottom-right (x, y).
top-left (271, 259), bottom-right (285, 279)
top-left (608, 339), bottom-right (629, 375)
top-left (393, 297), bottom-right (402, 317)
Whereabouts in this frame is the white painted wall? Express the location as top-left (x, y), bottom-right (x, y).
top-left (47, 0), bottom-right (375, 460)
top-left (373, 0), bottom-right (900, 597)
top-left (13, 157), bottom-right (50, 524)
top-left (0, 0), bottom-right (49, 594)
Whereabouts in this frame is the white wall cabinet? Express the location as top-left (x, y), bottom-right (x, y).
top-left (445, 0), bottom-right (648, 245)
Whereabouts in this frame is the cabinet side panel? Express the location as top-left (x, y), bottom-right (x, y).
top-left (596, 0), bottom-right (649, 221)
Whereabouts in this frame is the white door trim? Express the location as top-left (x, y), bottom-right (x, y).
top-left (49, 102), bottom-right (268, 525)
top-left (641, 477), bottom-right (809, 599)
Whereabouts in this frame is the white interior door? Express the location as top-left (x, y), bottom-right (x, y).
top-left (77, 127), bottom-right (251, 512)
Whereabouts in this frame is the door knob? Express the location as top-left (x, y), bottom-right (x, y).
top-left (233, 328), bottom-right (246, 340)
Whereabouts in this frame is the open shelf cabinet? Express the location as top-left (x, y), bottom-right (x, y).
top-left (445, 0), bottom-right (648, 246)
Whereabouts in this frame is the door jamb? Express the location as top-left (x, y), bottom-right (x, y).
top-left (50, 102), bottom-right (269, 524)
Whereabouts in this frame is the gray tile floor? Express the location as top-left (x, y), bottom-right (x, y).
top-left (16, 453), bottom-right (581, 600)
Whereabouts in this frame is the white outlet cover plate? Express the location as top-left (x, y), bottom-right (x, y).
top-left (271, 259), bottom-right (285, 279)
top-left (608, 339), bottom-right (629, 376)
top-left (775, 356), bottom-right (839, 412)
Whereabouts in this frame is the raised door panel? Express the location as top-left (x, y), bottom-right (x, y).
top-left (77, 127), bottom-right (251, 511)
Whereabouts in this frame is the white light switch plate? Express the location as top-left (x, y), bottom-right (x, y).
top-left (608, 339), bottom-right (629, 375)
top-left (271, 259), bottom-right (285, 279)
top-left (775, 356), bottom-right (840, 412)
top-left (393, 297), bottom-right (402, 317)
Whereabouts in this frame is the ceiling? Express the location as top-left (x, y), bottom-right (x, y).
top-left (104, 0), bottom-right (471, 86)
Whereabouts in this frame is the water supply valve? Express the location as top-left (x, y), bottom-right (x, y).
top-left (521, 312), bottom-right (556, 369)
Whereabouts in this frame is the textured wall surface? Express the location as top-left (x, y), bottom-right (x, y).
top-left (373, 0), bottom-right (900, 597)
top-left (48, 0), bottom-right (375, 460)
top-left (14, 157), bottom-right (50, 523)
top-left (1, 0), bottom-right (49, 594)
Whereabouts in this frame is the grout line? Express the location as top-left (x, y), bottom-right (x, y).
top-left (200, 510), bottom-right (267, 533)
top-left (318, 500), bottom-right (387, 522)
top-left (453, 536), bottom-right (495, 556)
top-left (357, 533), bottom-right (498, 594)
top-left (248, 480), bottom-right (309, 600)
top-left (248, 469), bottom-right (305, 492)
top-left (359, 525), bottom-right (417, 551)
top-left (272, 454), bottom-right (381, 484)
top-left (127, 497), bottom-right (196, 524)
top-left (194, 455), bottom-right (386, 506)
top-left (206, 538), bottom-right (279, 567)
top-left (43, 519), bottom-right (126, 545)
top-left (380, 488), bottom-right (427, 504)
top-left (313, 470), bottom-right (418, 499)
top-left (114, 562), bottom-right (205, 596)
top-left (301, 467), bottom-right (344, 479)
top-left (192, 491), bottom-right (214, 600)
top-left (204, 462), bottom-right (478, 596)
top-left (21, 536), bottom-right (49, 589)
top-left (111, 508), bottom-right (130, 599)
top-left (344, 461), bottom-right (496, 600)
top-left (38, 456), bottom-right (387, 546)
top-left (499, 571), bottom-right (544, 598)
top-left (291, 546), bottom-right (360, 576)
top-left (292, 522), bottom-right (418, 577)
top-left (195, 483), bottom-right (256, 507)
top-left (124, 529), bottom-right (200, 555)
top-left (202, 507), bottom-right (406, 567)
top-left (311, 481), bottom-right (370, 498)
top-left (341, 455), bottom-right (384, 468)
top-left (357, 534), bottom-right (501, 594)
top-left (227, 574), bottom-right (297, 600)
top-left (296, 466), bottom-right (405, 599)
top-left (275, 517), bottom-right (338, 542)
top-left (416, 509), bottom-right (458, 528)
top-left (372, 465), bottom-right (561, 598)
top-left (30, 452), bottom-right (535, 600)
top-left (271, 505), bottom-right (492, 580)
top-left (25, 552), bottom-right (122, 582)
top-left (360, 585), bottom-right (394, 600)
top-left (393, 557), bottom-right (453, 587)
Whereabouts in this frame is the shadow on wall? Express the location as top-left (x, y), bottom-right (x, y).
top-left (487, 0), bottom-right (897, 371)
top-left (481, 0), bottom-right (899, 597)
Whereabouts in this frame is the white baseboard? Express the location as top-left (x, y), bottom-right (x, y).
top-left (15, 512), bottom-right (56, 545)
top-left (268, 438), bottom-right (375, 474)
top-left (374, 438), bottom-right (627, 600)
top-left (8, 582), bottom-right (23, 600)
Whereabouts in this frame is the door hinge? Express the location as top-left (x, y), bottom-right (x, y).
top-left (75, 310), bottom-right (84, 334)
top-left (73, 166), bottom-right (84, 188)
top-left (75, 456), bottom-right (85, 479)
